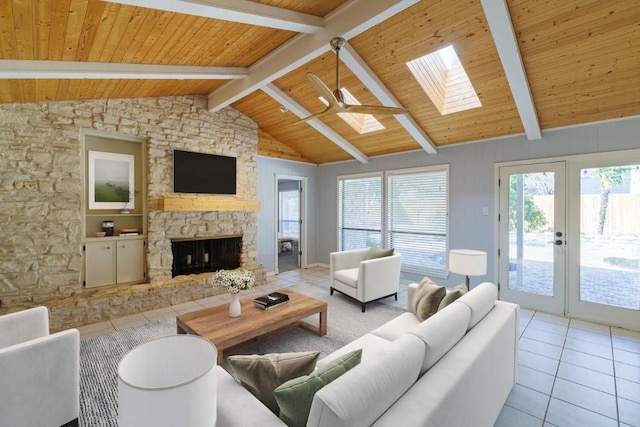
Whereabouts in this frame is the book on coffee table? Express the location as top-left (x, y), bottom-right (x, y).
top-left (254, 292), bottom-right (289, 310)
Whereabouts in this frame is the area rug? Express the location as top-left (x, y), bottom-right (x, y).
top-left (79, 281), bottom-right (404, 426)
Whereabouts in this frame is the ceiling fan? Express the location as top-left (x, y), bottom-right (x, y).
top-left (295, 37), bottom-right (407, 124)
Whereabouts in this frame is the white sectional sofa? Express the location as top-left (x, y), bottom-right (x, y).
top-left (216, 282), bottom-right (519, 427)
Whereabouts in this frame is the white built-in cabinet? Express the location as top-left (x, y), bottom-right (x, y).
top-left (84, 237), bottom-right (145, 288)
top-left (81, 129), bottom-right (147, 288)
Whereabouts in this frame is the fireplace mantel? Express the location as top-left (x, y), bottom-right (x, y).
top-left (158, 196), bottom-right (260, 212)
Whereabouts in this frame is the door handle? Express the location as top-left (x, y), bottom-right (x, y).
top-left (547, 240), bottom-right (563, 246)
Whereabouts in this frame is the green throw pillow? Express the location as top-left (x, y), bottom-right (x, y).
top-left (228, 351), bottom-right (320, 414)
top-left (273, 349), bottom-right (362, 427)
top-left (438, 283), bottom-right (468, 311)
top-left (364, 246), bottom-right (394, 260)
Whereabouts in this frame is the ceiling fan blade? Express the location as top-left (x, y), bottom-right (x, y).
top-left (292, 107), bottom-right (333, 125)
top-left (345, 104), bottom-right (408, 116)
top-left (307, 73), bottom-right (339, 106)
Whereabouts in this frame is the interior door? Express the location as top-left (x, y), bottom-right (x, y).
top-left (276, 177), bottom-right (303, 273)
top-left (498, 162), bottom-right (566, 314)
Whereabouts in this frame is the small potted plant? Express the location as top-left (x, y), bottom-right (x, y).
top-left (210, 269), bottom-right (255, 317)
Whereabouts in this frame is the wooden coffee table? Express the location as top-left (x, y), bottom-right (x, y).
top-left (176, 289), bottom-right (327, 363)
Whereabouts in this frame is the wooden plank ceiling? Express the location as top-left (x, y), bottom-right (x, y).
top-left (0, 0), bottom-right (638, 164)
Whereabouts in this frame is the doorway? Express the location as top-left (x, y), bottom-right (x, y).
top-left (275, 175), bottom-right (307, 273)
top-left (497, 151), bottom-right (640, 330)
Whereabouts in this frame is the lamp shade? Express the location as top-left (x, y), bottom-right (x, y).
top-left (118, 335), bottom-right (217, 427)
top-left (449, 249), bottom-right (487, 276)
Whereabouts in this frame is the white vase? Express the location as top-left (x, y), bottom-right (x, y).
top-left (229, 293), bottom-right (241, 317)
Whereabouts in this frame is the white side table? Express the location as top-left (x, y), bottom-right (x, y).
top-left (118, 334), bottom-right (217, 427)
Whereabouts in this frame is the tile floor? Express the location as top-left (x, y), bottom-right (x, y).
top-left (77, 267), bottom-right (640, 427)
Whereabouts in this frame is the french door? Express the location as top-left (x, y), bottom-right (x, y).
top-left (498, 162), bottom-right (566, 314)
top-left (498, 152), bottom-right (640, 330)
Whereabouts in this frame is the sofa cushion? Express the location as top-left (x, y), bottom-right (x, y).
top-left (333, 268), bottom-right (359, 287)
top-left (316, 333), bottom-right (390, 369)
top-left (228, 351), bottom-right (320, 414)
top-left (371, 312), bottom-right (421, 341)
top-left (455, 282), bottom-right (498, 329)
top-left (216, 366), bottom-right (288, 427)
top-left (274, 349), bottom-right (362, 427)
top-left (409, 302), bottom-right (471, 374)
top-left (438, 283), bottom-right (468, 311)
top-left (307, 334), bottom-right (424, 427)
top-left (412, 277), bottom-right (446, 321)
top-left (363, 246), bottom-right (394, 260)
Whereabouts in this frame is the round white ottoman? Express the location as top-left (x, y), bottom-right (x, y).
top-left (118, 334), bottom-right (217, 427)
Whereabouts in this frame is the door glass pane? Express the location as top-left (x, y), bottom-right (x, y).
top-left (508, 172), bottom-right (555, 296)
top-left (279, 190), bottom-right (299, 239)
top-left (579, 166), bottom-right (640, 309)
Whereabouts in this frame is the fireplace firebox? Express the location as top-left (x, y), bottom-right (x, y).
top-left (171, 236), bottom-right (241, 277)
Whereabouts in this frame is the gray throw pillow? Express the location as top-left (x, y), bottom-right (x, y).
top-left (228, 351), bottom-right (320, 414)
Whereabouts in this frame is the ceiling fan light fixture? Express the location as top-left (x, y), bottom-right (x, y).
top-left (294, 37), bottom-right (408, 125)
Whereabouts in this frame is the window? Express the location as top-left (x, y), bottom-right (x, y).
top-left (406, 45), bottom-right (481, 115)
top-left (338, 174), bottom-right (382, 250)
top-left (320, 87), bottom-right (385, 134)
top-left (387, 167), bottom-right (449, 276)
top-left (338, 166), bottom-right (449, 277)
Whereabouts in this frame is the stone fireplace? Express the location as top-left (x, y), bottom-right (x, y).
top-left (0, 95), bottom-right (266, 331)
top-left (171, 235), bottom-right (242, 277)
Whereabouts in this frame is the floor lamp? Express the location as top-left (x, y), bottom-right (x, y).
top-left (449, 249), bottom-right (487, 290)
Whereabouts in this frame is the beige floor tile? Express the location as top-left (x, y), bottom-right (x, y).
top-left (111, 313), bottom-right (148, 331)
top-left (77, 321), bottom-right (116, 340)
top-left (171, 300), bottom-right (204, 314)
top-left (142, 306), bottom-right (177, 322)
top-left (196, 295), bottom-right (226, 308)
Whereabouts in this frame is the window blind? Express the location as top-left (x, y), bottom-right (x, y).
top-left (338, 175), bottom-right (382, 250)
top-left (387, 168), bottom-right (448, 275)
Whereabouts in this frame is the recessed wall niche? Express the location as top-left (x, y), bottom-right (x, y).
top-left (80, 129), bottom-right (147, 288)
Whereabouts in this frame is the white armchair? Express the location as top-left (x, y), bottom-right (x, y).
top-left (329, 248), bottom-right (402, 312)
top-left (0, 306), bottom-right (80, 427)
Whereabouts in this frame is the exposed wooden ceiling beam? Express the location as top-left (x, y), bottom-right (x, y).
top-left (480, 0), bottom-right (541, 140)
top-left (340, 44), bottom-right (438, 155)
top-left (208, 0), bottom-right (420, 113)
top-left (262, 83), bottom-right (369, 164)
top-left (0, 60), bottom-right (248, 80)
top-left (102, 0), bottom-right (324, 33)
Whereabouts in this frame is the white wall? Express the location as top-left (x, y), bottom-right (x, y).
top-left (256, 156), bottom-right (318, 273)
top-left (316, 116), bottom-right (640, 286)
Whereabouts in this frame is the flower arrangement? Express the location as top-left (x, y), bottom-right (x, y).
top-left (211, 268), bottom-right (255, 294)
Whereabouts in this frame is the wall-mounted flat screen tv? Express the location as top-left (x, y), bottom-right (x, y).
top-left (173, 150), bottom-right (236, 195)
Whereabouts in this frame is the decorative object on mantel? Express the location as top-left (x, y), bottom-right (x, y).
top-left (210, 269), bottom-right (255, 317)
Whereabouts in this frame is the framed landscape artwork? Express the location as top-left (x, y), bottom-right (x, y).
top-left (88, 151), bottom-right (135, 210)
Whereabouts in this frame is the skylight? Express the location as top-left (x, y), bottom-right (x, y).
top-left (319, 88), bottom-right (385, 134)
top-left (406, 45), bottom-right (481, 115)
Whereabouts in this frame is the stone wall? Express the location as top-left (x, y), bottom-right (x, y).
top-left (0, 96), bottom-right (265, 330)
